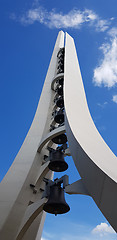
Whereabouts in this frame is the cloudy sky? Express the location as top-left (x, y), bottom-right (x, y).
top-left (0, 0), bottom-right (117, 239)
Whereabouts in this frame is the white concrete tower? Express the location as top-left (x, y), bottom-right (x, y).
top-left (0, 31), bottom-right (117, 240)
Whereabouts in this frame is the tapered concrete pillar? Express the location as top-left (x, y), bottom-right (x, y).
top-left (0, 31), bottom-right (64, 240)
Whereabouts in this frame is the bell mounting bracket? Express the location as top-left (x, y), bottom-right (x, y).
top-left (42, 175), bottom-right (69, 199)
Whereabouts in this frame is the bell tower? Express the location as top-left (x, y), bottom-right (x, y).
top-left (0, 30), bottom-right (117, 240)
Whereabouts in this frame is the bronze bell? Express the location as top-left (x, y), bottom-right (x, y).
top-left (54, 109), bottom-right (64, 124)
top-left (56, 77), bottom-right (64, 86)
top-left (58, 58), bottom-right (64, 65)
top-left (57, 64), bottom-right (64, 71)
top-left (57, 53), bottom-right (64, 59)
top-left (52, 134), bottom-right (67, 144)
top-left (57, 48), bottom-right (65, 58)
top-left (56, 85), bottom-right (63, 96)
top-left (57, 62), bottom-right (64, 69)
top-left (57, 67), bottom-right (64, 74)
top-left (48, 149), bottom-right (68, 172)
top-left (43, 184), bottom-right (70, 215)
top-left (55, 96), bottom-right (64, 108)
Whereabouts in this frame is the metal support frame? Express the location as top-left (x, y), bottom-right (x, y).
top-left (43, 174), bottom-right (69, 199)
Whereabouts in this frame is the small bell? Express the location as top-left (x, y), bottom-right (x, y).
top-left (43, 184), bottom-right (70, 215)
top-left (54, 109), bottom-right (64, 124)
top-left (57, 64), bottom-right (64, 71)
top-left (56, 77), bottom-right (64, 86)
top-left (56, 85), bottom-right (63, 96)
top-left (57, 68), bottom-right (64, 74)
top-left (57, 53), bottom-right (64, 59)
top-left (57, 62), bottom-right (64, 69)
top-left (58, 58), bottom-right (64, 65)
top-left (55, 96), bottom-right (64, 108)
top-left (48, 149), bottom-right (68, 172)
top-left (57, 48), bottom-right (65, 58)
top-left (52, 134), bottom-right (67, 144)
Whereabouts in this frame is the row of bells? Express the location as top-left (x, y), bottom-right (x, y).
top-left (54, 78), bottom-right (64, 109)
top-left (54, 76), bottom-right (64, 124)
top-left (43, 154), bottom-right (70, 215)
top-left (57, 48), bottom-right (64, 74)
top-left (43, 48), bottom-right (70, 215)
top-left (43, 149), bottom-right (70, 215)
top-left (51, 76), bottom-right (65, 144)
top-left (50, 73), bottom-right (67, 171)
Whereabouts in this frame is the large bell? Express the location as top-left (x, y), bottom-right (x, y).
top-left (56, 85), bottom-right (63, 96)
top-left (52, 134), bottom-right (67, 144)
top-left (48, 149), bottom-right (68, 172)
top-left (54, 109), bottom-right (64, 124)
top-left (43, 184), bottom-right (70, 215)
top-left (55, 96), bottom-right (64, 108)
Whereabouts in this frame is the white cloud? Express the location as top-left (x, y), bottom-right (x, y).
top-left (48, 10), bottom-right (85, 29)
top-left (93, 36), bottom-right (117, 88)
top-left (97, 102), bottom-right (108, 108)
top-left (40, 221), bottom-right (117, 240)
top-left (95, 19), bottom-right (109, 32)
top-left (11, 5), bottom-right (110, 32)
top-left (19, 7), bottom-right (47, 25)
top-left (112, 95), bottom-right (117, 103)
top-left (108, 27), bottom-right (117, 37)
top-left (92, 222), bottom-right (116, 236)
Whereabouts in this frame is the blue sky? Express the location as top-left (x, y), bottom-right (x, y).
top-left (0, 0), bottom-right (117, 239)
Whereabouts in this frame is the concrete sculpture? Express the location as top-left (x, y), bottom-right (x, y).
top-left (0, 31), bottom-right (116, 240)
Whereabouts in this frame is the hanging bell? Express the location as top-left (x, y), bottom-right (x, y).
top-left (57, 53), bottom-right (64, 59)
top-left (52, 134), bottom-right (67, 144)
top-left (57, 48), bottom-right (65, 58)
top-left (57, 64), bottom-right (64, 71)
top-left (55, 96), bottom-right (64, 108)
top-left (43, 184), bottom-right (70, 215)
top-left (58, 58), bottom-right (64, 65)
top-left (54, 109), bottom-right (64, 124)
top-left (58, 77), bottom-right (64, 86)
top-left (57, 67), bottom-right (64, 74)
top-left (57, 62), bottom-right (64, 69)
top-left (48, 149), bottom-right (68, 172)
top-left (56, 85), bottom-right (63, 96)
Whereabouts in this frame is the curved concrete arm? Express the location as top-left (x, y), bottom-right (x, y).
top-left (16, 198), bottom-right (47, 240)
top-left (38, 125), bottom-right (65, 152)
top-left (64, 33), bottom-right (117, 183)
top-left (64, 32), bottom-right (117, 232)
